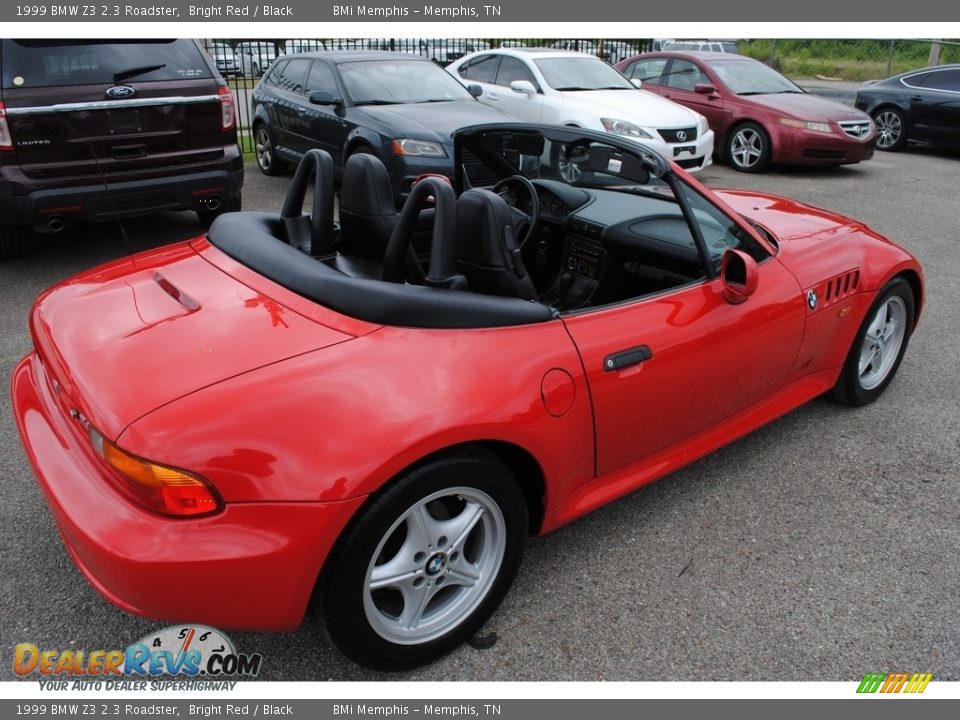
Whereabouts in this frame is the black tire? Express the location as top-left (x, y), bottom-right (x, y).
top-left (319, 448), bottom-right (528, 671)
top-left (872, 106), bottom-right (907, 152)
top-left (0, 225), bottom-right (31, 261)
top-left (831, 277), bottom-right (915, 407)
top-left (726, 121), bottom-right (772, 173)
top-left (254, 124), bottom-right (287, 176)
top-left (196, 193), bottom-right (242, 226)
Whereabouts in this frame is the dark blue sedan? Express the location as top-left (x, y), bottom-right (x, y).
top-left (251, 51), bottom-right (511, 200)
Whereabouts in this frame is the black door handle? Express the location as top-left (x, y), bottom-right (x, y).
top-left (603, 345), bottom-right (653, 372)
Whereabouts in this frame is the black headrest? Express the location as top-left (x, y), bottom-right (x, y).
top-left (456, 189), bottom-right (518, 268)
top-left (340, 152), bottom-right (396, 217)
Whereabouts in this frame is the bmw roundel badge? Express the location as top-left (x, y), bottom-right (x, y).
top-left (807, 289), bottom-right (818, 310)
top-left (106, 85), bottom-right (136, 99)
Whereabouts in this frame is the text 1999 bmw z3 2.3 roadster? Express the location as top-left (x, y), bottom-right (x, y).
top-left (12, 124), bottom-right (923, 670)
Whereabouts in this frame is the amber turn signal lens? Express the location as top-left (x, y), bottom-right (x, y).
top-left (89, 427), bottom-right (221, 517)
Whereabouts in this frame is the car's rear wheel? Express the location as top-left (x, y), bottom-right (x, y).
top-left (254, 124), bottom-right (287, 175)
top-left (831, 277), bottom-right (915, 406)
top-left (0, 225), bottom-right (31, 261)
top-left (319, 448), bottom-right (527, 671)
top-left (727, 122), bottom-right (771, 173)
top-left (872, 107), bottom-right (907, 151)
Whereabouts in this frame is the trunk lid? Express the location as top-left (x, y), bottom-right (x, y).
top-left (31, 243), bottom-right (355, 441)
top-left (1, 39), bottom-right (226, 181)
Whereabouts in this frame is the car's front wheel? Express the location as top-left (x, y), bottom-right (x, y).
top-left (831, 276), bottom-right (915, 406)
top-left (872, 107), bottom-right (907, 151)
top-left (727, 122), bottom-right (771, 173)
top-left (254, 124), bottom-right (287, 176)
top-left (319, 449), bottom-right (527, 671)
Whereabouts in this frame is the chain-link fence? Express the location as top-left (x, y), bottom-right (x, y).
top-left (201, 37), bottom-right (958, 150)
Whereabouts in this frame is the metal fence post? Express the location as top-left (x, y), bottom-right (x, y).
top-left (886, 39), bottom-right (895, 77)
top-left (769, 39), bottom-right (778, 67)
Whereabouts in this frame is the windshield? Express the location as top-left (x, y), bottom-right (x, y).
top-left (534, 56), bottom-right (634, 91)
top-left (340, 60), bottom-right (473, 104)
top-left (708, 59), bottom-right (802, 95)
top-left (461, 128), bottom-right (669, 196)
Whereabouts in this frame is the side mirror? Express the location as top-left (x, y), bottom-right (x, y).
top-left (308, 90), bottom-right (342, 106)
top-left (630, 78), bottom-right (643, 89)
top-left (720, 248), bottom-right (759, 304)
top-left (510, 80), bottom-right (537, 96)
top-left (467, 83), bottom-right (483, 98)
top-left (694, 82), bottom-right (718, 95)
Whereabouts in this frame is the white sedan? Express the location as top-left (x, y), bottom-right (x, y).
top-left (447, 48), bottom-right (714, 172)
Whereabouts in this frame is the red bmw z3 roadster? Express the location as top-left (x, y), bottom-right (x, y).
top-left (12, 124), bottom-right (923, 670)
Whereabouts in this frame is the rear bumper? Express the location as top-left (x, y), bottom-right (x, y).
top-left (0, 159), bottom-right (243, 232)
top-left (11, 351), bottom-right (364, 632)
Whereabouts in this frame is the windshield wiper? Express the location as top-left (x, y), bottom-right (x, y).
top-left (352, 99), bottom-right (398, 106)
top-left (413, 99), bottom-right (456, 103)
top-left (553, 86), bottom-right (594, 91)
top-left (113, 64), bottom-right (166, 82)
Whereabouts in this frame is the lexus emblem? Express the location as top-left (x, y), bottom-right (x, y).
top-left (106, 85), bottom-right (136, 99)
top-left (807, 289), bottom-right (818, 310)
top-left (676, 130), bottom-right (687, 142)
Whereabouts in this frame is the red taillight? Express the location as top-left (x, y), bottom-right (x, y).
top-left (0, 101), bottom-right (13, 151)
top-left (89, 427), bottom-right (222, 518)
top-left (218, 86), bottom-right (236, 131)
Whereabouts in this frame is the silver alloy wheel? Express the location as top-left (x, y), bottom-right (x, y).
top-left (255, 127), bottom-right (273, 171)
top-left (363, 487), bottom-right (506, 645)
top-left (874, 110), bottom-right (902, 150)
top-left (859, 295), bottom-right (907, 390)
top-left (730, 127), bottom-right (764, 169)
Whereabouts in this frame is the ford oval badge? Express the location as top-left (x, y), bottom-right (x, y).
top-left (106, 86), bottom-right (136, 99)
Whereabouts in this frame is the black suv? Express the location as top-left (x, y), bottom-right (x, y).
top-left (0, 39), bottom-right (244, 260)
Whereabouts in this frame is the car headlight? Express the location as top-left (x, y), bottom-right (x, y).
top-left (779, 118), bottom-right (833, 134)
top-left (600, 118), bottom-right (653, 139)
top-left (392, 139), bottom-right (447, 157)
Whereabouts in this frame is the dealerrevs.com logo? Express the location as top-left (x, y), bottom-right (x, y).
top-left (856, 672), bottom-right (933, 694)
top-left (14, 625), bottom-right (262, 691)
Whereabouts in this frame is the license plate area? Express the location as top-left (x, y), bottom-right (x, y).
top-left (673, 145), bottom-right (696, 157)
top-left (106, 109), bottom-right (141, 134)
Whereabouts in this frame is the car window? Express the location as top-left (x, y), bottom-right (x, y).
top-left (1, 39), bottom-right (212, 89)
top-left (274, 58), bottom-right (311, 94)
top-left (665, 60), bottom-right (708, 92)
top-left (306, 62), bottom-right (338, 95)
top-left (708, 59), bottom-right (801, 95)
top-left (534, 56), bottom-right (633, 90)
top-left (915, 69), bottom-right (960, 91)
top-left (675, 180), bottom-right (770, 270)
top-left (625, 58), bottom-right (667, 85)
top-left (340, 60), bottom-right (472, 104)
top-left (495, 56), bottom-right (538, 89)
top-left (459, 54), bottom-right (500, 83)
top-left (261, 59), bottom-right (285, 87)
top-left (720, 42), bottom-right (740, 54)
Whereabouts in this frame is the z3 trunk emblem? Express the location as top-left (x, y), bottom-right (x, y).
top-left (807, 289), bottom-right (818, 310)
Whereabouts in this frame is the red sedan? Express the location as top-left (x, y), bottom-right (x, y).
top-left (12, 125), bottom-right (921, 671)
top-left (616, 51), bottom-right (876, 172)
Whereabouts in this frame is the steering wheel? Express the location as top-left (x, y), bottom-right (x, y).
top-left (492, 175), bottom-right (540, 249)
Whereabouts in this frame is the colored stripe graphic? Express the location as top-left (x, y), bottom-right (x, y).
top-left (857, 672), bottom-right (932, 694)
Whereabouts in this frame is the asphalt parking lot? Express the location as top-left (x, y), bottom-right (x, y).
top-left (1, 147), bottom-right (958, 682)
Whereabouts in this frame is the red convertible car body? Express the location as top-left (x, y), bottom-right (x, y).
top-left (12, 124), bottom-right (922, 670)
